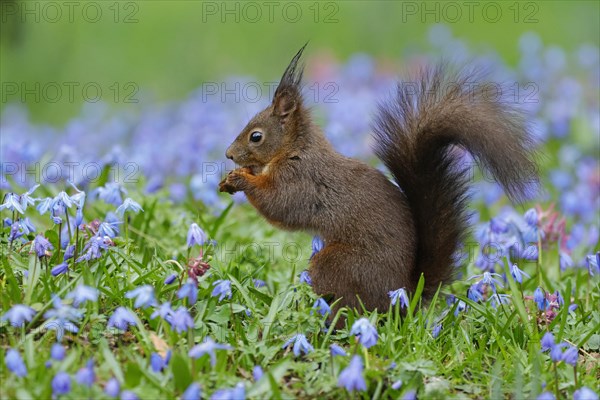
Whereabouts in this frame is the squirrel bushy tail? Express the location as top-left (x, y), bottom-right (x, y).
top-left (372, 64), bottom-right (538, 298)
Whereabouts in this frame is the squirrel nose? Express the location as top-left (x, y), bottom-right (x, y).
top-left (225, 148), bottom-right (234, 160)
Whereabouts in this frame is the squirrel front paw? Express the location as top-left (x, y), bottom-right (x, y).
top-left (219, 168), bottom-right (252, 194)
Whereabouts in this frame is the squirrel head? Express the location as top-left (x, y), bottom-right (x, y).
top-left (226, 44), bottom-right (309, 175)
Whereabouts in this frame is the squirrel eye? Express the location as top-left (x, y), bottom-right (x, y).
top-left (250, 131), bottom-right (263, 143)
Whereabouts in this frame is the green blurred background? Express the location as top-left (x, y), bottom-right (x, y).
top-left (1, 0), bottom-right (598, 124)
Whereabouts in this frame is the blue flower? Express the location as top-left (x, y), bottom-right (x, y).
top-left (116, 198), bottom-right (144, 217)
top-left (534, 287), bottom-right (547, 311)
top-left (125, 285), bottom-right (156, 309)
top-left (66, 285), bottom-right (99, 307)
top-left (330, 344), bottom-right (347, 357)
top-left (454, 300), bottom-right (467, 316)
top-left (104, 377), bottom-right (120, 398)
top-left (467, 283), bottom-right (484, 302)
top-left (210, 382), bottom-right (245, 400)
top-left (541, 332), bottom-right (555, 352)
top-left (150, 302), bottom-right (173, 322)
top-left (489, 293), bottom-right (511, 308)
top-left (188, 337), bottom-right (232, 366)
top-left (252, 365), bottom-right (263, 381)
top-left (299, 270), bottom-right (312, 285)
top-left (52, 371), bottom-right (71, 396)
top-left (33, 234), bottom-right (53, 258)
top-left (350, 318), bottom-right (378, 348)
top-left (524, 208), bottom-right (539, 227)
top-left (107, 307), bottom-right (137, 331)
top-left (392, 380), bottom-right (403, 390)
top-left (51, 343), bottom-right (66, 361)
top-left (586, 252), bottom-right (599, 276)
top-left (282, 334), bottom-right (314, 356)
top-left (311, 235), bottom-right (324, 258)
top-left (97, 182), bottom-right (127, 206)
top-left (312, 298), bottom-right (331, 316)
top-left (559, 251), bottom-right (573, 271)
top-left (170, 307), bottom-right (194, 333)
top-left (0, 193), bottom-right (25, 214)
top-left (164, 273), bottom-right (177, 285)
top-left (550, 343), bottom-right (566, 362)
top-left (510, 264), bottom-right (530, 284)
top-left (211, 280), bottom-right (232, 302)
top-left (5, 349), bottom-right (27, 377)
top-left (2, 304), bottom-right (36, 327)
top-left (337, 355), bottom-right (366, 392)
top-left (43, 296), bottom-right (83, 339)
top-left (468, 272), bottom-right (503, 292)
top-left (182, 383), bottom-right (202, 400)
top-left (521, 246), bottom-right (539, 261)
top-left (187, 223), bottom-right (207, 247)
top-left (432, 323), bottom-right (443, 339)
top-left (51, 262), bottom-right (69, 277)
top-left (120, 390), bottom-right (139, 400)
top-left (63, 245), bottom-right (75, 261)
top-left (536, 392), bottom-right (555, 400)
top-left (573, 387), bottom-right (598, 400)
top-left (253, 279), bottom-right (266, 288)
top-left (403, 390), bottom-right (417, 400)
top-left (76, 236), bottom-right (112, 262)
top-left (19, 185), bottom-right (40, 211)
top-left (562, 346), bottom-right (578, 366)
top-left (150, 352), bottom-right (171, 373)
top-left (75, 359), bottom-right (95, 387)
top-left (388, 287), bottom-right (409, 308)
top-left (178, 280), bottom-right (198, 305)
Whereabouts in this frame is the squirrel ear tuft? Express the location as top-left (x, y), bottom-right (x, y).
top-left (273, 90), bottom-right (298, 123)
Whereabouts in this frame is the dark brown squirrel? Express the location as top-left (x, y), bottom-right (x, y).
top-left (219, 44), bottom-right (538, 312)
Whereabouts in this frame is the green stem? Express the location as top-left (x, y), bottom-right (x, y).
top-left (553, 362), bottom-right (559, 399)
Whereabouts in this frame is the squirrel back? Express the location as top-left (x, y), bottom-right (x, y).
top-left (372, 64), bottom-right (538, 298)
top-left (220, 47), bottom-right (538, 310)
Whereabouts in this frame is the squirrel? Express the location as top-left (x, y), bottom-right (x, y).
top-left (219, 44), bottom-right (538, 312)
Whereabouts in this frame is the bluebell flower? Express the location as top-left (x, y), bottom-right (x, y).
top-left (107, 307), bottom-right (137, 331)
top-left (211, 280), bottom-right (232, 301)
top-left (299, 270), bottom-right (312, 285)
top-left (541, 332), bottom-right (555, 352)
top-left (150, 302), bottom-right (173, 322)
top-left (312, 298), bottom-right (331, 316)
top-left (467, 283), bottom-right (484, 302)
top-left (98, 221), bottom-right (119, 238)
top-left (5, 349), bottom-right (27, 377)
top-left (330, 344), bottom-right (347, 357)
top-left (77, 236), bottom-right (112, 261)
top-left (337, 355), bottom-right (366, 392)
top-left (66, 285), bottom-right (99, 307)
top-left (8, 221), bottom-right (24, 243)
top-left (432, 323), bottom-right (443, 338)
top-left (33, 234), bottom-right (53, 258)
top-left (510, 264), bottom-right (530, 284)
top-left (2, 304), bottom-right (36, 327)
top-left (568, 303), bottom-right (578, 313)
top-left (170, 307), bottom-right (194, 333)
top-left (150, 352), bottom-right (169, 373)
top-left (210, 382), bottom-right (245, 400)
top-left (97, 182), bottom-right (127, 206)
top-left (282, 334), bottom-right (314, 356)
top-left (454, 300), bottom-right (467, 316)
top-left (586, 252), bottom-right (599, 276)
top-left (536, 392), bottom-right (555, 400)
top-left (19, 185), bottom-right (40, 211)
top-left (36, 197), bottom-right (53, 215)
top-left (75, 359), bottom-right (95, 387)
top-left (253, 279), bottom-right (266, 288)
top-left (561, 346), bottom-right (578, 366)
top-left (554, 290), bottom-right (564, 307)
top-left (489, 293), bottom-right (511, 308)
top-left (559, 251), bottom-right (573, 271)
top-left (51, 262), bottom-right (69, 277)
top-left (573, 387), bottom-right (598, 400)
top-left (116, 198), bottom-right (144, 217)
top-left (468, 272), bottom-right (503, 292)
top-left (51, 343), bottom-right (66, 361)
top-left (402, 390), bottom-right (417, 400)
top-left (104, 377), bottom-right (120, 398)
top-left (125, 285), bottom-right (156, 309)
top-left (178, 280), bottom-right (198, 305)
top-left (44, 296), bottom-right (83, 339)
top-left (252, 365), bottom-right (264, 381)
top-left (20, 217), bottom-right (36, 235)
top-left (521, 245), bottom-right (539, 260)
top-left (550, 343), bottom-right (565, 362)
top-left (0, 193), bottom-right (25, 214)
top-left (182, 383), bottom-right (202, 400)
top-left (350, 318), bottom-right (378, 348)
top-left (63, 244), bottom-right (75, 261)
top-left (524, 208), bottom-right (539, 227)
top-left (389, 287), bottom-right (409, 309)
top-left (392, 380), bottom-right (403, 390)
top-left (52, 371), bottom-right (71, 396)
top-left (534, 287), bottom-right (547, 311)
top-left (187, 223), bottom-right (207, 247)
top-left (120, 390), bottom-right (139, 400)
top-left (311, 235), bottom-right (324, 258)
top-left (189, 337), bottom-right (232, 366)
top-left (164, 273), bottom-right (177, 285)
